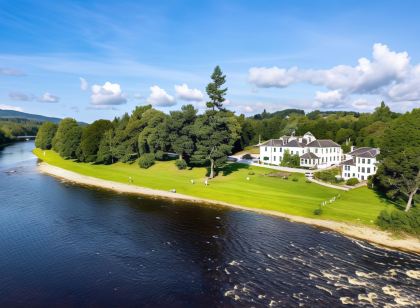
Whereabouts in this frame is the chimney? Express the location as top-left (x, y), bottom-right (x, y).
top-left (350, 145), bottom-right (356, 152)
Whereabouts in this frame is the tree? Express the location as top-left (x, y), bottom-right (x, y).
top-left (137, 109), bottom-right (169, 155)
top-left (35, 121), bottom-right (57, 150)
top-left (52, 118), bottom-right (82, 159)
top-left (191, 110), bottom-right (241, 178)
top-left (168, 104), bottom-right (197, 161)
top-left (97, 129), bottom-right (119, 164)
top-left (78, 120), bottom-right (113, 162)
top-left (206, 66), bottom-right (227, 111)
top-left (280, 149), bottom-right (300, 167)
top-left (373, 109), bottom-right (420, 211)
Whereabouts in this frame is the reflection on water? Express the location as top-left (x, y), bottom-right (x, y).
top-left (0, 141), bottom-right (419, 307)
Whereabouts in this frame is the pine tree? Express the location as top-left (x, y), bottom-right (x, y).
top-left (206, 66), bottom-right (227, 111)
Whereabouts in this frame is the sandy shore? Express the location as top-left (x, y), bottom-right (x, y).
top-left (38, 162), bottom-right (420, 254)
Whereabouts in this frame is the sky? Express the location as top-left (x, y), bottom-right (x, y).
top-left (1, 0), bottom-right (420, 122)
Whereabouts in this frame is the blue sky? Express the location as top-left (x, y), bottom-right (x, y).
top-left (1, 0), bottom-right (420, 122)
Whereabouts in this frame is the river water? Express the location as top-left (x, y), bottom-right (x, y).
top-left (0, 141), bottom-right (418, 307)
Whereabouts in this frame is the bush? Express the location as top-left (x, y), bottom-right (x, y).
top-left (346, 178), bottom-right (359, 186)
top-left (314, 168), bottom-right (341, 184)
top-left (242, 153), bottom-right (253, 160)
top-left (306, 179), bottom-right (312, 183)
top-left (155, 150), bottom-right (166, 161)
top-left (175, 159), bottom-right (187, 170)
top-left (377, 208), bottom-right (420, 235)
top-left (314, 207), bottom-right (323, 215)
top-left (292, 177), bottom-right (298, 182)
top-left (248, 171), bottom-right (255, 175)
top-left (138, 153), bottom-right (155, 169)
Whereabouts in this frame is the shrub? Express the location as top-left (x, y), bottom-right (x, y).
top-left (314, 168), bottom-right (341, 184)
top-left (138, 153), bottom-right (155, 169)
top-left (377, 208), bottom-right (420, 235)
top-left (248, 171), bottom-right (255, 175)
top-left (242, 153), bottom-right (253, 160)
top-left (346, 178), bottom-right (359, 186)
top-left (292, 177), bottom-right (298, 182)
top-left (175, 159), bottom-right (187, 170)
top-left (306, 179), bottom-right (312, 183)
top-left (155, 150), bottom-right (166, 161)
top-left (314, 207), bottom-right (323, 215)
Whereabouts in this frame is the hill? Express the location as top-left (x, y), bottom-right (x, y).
top-left (0, 109), bottom-right (62, 123)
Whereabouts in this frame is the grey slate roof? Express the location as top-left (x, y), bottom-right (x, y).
top-left (349, 147), bottom-right (379, 158)
top-left (260, 139), bottom-right (285, 147)
top-left (284, 139), bottom-right (304, 147)
top-left (300, 152), bottom-right (319, 159)
top-left (306, 139), bottom-right (341, 148)
top-left (341, 158), bottom-right (356, 166)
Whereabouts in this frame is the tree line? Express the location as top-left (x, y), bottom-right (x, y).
top-left (0, 118), bottom-right (42, 146)
top-left (36, 66), bottom-right (240, 178)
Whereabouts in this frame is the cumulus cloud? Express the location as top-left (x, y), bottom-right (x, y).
top-left (0, 67), bottom-right (25, 76)
top-left (174, 83), bottom-right (203, 101)
top-left (146, 85), bottom-right (176, 107)
top-left (249, 43), bottom-right (420, 106)
top-left (38, 92), bottom-right (60, 103)
top-left (80, 77), bottom-right (88, 91)
top-left (0, 104), bottom-right (23, 112)
top-left (90, 81), bottom-right (127, 106)
top-left (314, 90), bottom-right (345, 108)
top-left (9, 91), bottom-right (32, 101)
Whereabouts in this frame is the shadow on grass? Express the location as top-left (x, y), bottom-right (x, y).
top-left (220, 163), bottom-right (250, 176)
top-left (371, 186), bottom-right (404, 210)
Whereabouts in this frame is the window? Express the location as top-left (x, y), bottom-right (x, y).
top-left (368, 159), bottom-right (371, 164)
top-left (265, 147), bottom-right (267, 151)
top-left (361, 175), bottom-right (365, 180)
top-left (367, 168), bottom-right (370, 173)
top-left (358, 167), bottom-right (360, 172)
top-left (273, 156), bottom-right (276, 161)
top-left (362, 159), bottom-right (365, 164)
top-left (291, 151), bottom-right (293, 155)
top-left (362, 167), bottom-right (365, 173)
top-left (274, 148), bottom-right (276, 152)
top-left (280, 148), bottom-right (282, 152)
top-left (353, 173), bottom-right (355, 177)
top-left (315, 149), bottom-right (318, 153)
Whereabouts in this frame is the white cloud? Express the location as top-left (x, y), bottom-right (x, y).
top-left (314, 90), bottom-right (345, 108)
top-left (9, 91), bottom-right (32, 101)
top-left (0, 104), bottom-right (23, 112)
top-left (38, 92), bottom-right (60, 103)
top-left (80, 77), bottom-right (88, 91)
top-left (146, 85), bottom-right (176, 107)
top-left (352, 98), bottom-right (371, 109)
top-left (249, 43), bottom-right (420, 106)
top-left (0, 67), bottom-right (25, 76)
top-left (174, 83), bottom-right (203, 101)
top-left (90, 81), bottom-right (127, 106)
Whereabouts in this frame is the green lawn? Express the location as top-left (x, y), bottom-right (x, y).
top-left (33, 148), bottom-right (393, 226)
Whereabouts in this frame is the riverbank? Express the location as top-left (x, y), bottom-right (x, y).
top-left (38, 161), bottom-right (420, 254)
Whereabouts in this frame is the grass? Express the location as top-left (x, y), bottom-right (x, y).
top-left (34, 148), bottom-right (393, 226)
top-left (234, 145), bottom-right (260, 156)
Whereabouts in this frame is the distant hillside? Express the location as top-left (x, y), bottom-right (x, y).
top-left (0, 109), bottom-right (87, 125)
top-left (252, 108), bottom-right (305, 120)
top-left (0, 109), bottom-right (62, 123)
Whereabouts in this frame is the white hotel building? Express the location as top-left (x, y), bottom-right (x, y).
top-left (341, 147), bottom-right (380, 181)
top-left (259, 132), bottom-right (343, 169)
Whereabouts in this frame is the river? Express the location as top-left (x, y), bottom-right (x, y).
top-left (0, 141), bottom-right (418, 307)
